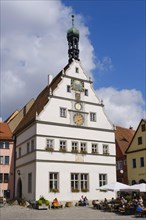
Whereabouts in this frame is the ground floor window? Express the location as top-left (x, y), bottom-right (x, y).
top-left (49, 172), bottom-right (59, 193)
top-left (99, 174), bottom-right (107, 187)
top-left (71, 173), bottom-right (89, 192)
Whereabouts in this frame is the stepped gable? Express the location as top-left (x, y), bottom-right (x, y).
top-left (0, 123), bottom-right (12, 140)
top-left (14, 63), bottom-right (69, 135)
top-left (115, 126), bottom-right (135, 154)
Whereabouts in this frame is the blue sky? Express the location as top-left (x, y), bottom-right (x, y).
top-left (63, 0), bottom-right (145, 97)
top-left (1, 0), bottom-right (145, 129)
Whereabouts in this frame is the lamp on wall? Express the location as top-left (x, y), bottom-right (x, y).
top-left (120, 170), bottom-right (124, 174)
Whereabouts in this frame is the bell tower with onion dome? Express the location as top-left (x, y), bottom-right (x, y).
top-left (67, 15), bottom-right (80, 63)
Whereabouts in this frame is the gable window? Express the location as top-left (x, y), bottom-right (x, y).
top-left (67, 85), bottom-right (71, 93)
top-left (141, 124), bottom-right (146, 132)
top-left (140, 157), bottom-right (144, 167)
top-left (99, 174), bottom-right (107, 187)
top-left (28, 173), bottom-right (32, 193)
top-left (84, 89), bottom-right (88, 96)
top-left (103, 145), bottom-right (109, 155)
top-left (90, 112), bottom-right (96, 122)
top-left (132, 158), bottom-right (136, 168)
top-left (60, 108), bottom-right (67, 118)
top-left (75, 67), bottom-right (79, 73)
top-left (49, 172), bottom-right (59, 192)
top-left (92, 143), bottom-right (98, 153)
top-left (138, 137), bottom-right (142, 145)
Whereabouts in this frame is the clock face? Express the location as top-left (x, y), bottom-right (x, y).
top-left (73, 113), bottom-right (84, 126)
top-left (75, 102), bottom-right (82, 110)
top-left (71, 79), bottom-right (84, 92)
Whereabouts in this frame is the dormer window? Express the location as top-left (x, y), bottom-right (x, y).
top-left (67, 85), bottom-right (71, 93)
top-left (60, 108), bottom-right (67, 118)
top-left (85, 89), bottom-right (88, 96)
top-left (90, 112), bottom-right (96, 122)
top-left (75, 67), bottom-right (79, 73)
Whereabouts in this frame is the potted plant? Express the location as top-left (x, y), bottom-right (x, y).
top-left (81, 188), bottom-right (89, 192)
top-left (50, 188), bottom-right (59, 193)
top-left (59, 148), bottom-right (67, 152)
top-left (46, 147), bottom-right (54, 152)
top-left (71, 188), bottom-right (80, 193)
top-left (80, 150), bottom-right (87, 154)
top-left (71, 149), bottom-right (78, 153)
top-left (36, 196), bottom-right (49, 210)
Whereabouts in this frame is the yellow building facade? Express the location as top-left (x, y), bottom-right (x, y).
top-left (126, 119), bottom-right (146, 185)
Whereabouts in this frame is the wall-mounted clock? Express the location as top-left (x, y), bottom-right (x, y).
top-left (71, 79), bottom-right (84, 92)
top-left (74, 102), bottom-right (82, 111)
top-left (73, 113), bottom-right (84, 126)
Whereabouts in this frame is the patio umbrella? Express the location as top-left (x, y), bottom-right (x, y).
top-left (97, 181), bottom-right (130, 192)
top-left (128, 183), bottom-right (146, 192)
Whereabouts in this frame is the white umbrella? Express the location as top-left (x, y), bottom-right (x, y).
top-left (129, 183), bottom-right (146, 192)
top-left (97, 181), bottom-right (130, 192)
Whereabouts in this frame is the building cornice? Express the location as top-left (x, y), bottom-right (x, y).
top-left (52, 95), bottom-right (103, 107)
top-left (16, 157), bottom-right (116, 169)
top-left (37, 120), bottom-right (115, 133)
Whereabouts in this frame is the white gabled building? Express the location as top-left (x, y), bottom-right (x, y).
top-left (14, 17), bottom-right (116, 203)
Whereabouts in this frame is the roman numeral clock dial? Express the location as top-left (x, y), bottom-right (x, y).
top-left (73, 113), bottom-right (84, 126)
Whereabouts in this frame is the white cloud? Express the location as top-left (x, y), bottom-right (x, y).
top-left (1, 0), bottom-right (97, 119)
top-left (96, 87), bottom-right (146, 129)
top-left (96, 56), bottom-right (113, 72)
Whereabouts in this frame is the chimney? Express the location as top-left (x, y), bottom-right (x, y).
top-left (129, 126), bottom-right (133, 130)
top-left (48, 74), bottom-right (53, 86)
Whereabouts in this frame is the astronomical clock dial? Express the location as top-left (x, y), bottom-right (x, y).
top-left (74, 102), bottom-right (82, 111)
top-left (71, 79), bottom-right (84, 92)
top-left (73, 113), bottom-right (84, 126)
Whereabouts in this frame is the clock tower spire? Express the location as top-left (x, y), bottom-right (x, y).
top-left (67, 15), bottom-right (80, 63)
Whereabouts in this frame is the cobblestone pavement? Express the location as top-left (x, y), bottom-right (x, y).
top-left (0, 205), bottom-right (145, 220)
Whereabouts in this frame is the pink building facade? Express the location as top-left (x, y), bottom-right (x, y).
top-left (0, 123), bottom-right (14, 200)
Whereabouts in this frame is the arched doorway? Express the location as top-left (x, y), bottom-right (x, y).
top-left (131, 180), bottom-right (137, 185)
top-left (17, 178), bottom-right (22, 199)
top-left (139, 179), bottom-right (146, 183)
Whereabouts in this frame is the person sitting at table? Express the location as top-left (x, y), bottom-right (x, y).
top-left (110, 197), bottom-right (115, 204)
top-left (138, 196), bottom-right (143, 207)
top-left (120, 196), bottom-right (127, 205)
top-left (84, 196), bottom-right (89, 206)
top-left (52, 198), bottom-right (59, 207)
top-left (79, 195), bottom-right (84, 206)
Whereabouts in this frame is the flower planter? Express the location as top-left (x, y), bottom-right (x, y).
top-left (37, 204), bottom-right (48, 210)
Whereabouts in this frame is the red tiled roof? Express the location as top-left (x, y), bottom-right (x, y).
top-left (0, 123), bottom-right (12, 140)
top-left (14, 63), bottom-right (70, 134)
top-left (115, 126), bottom-right (135, 154)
